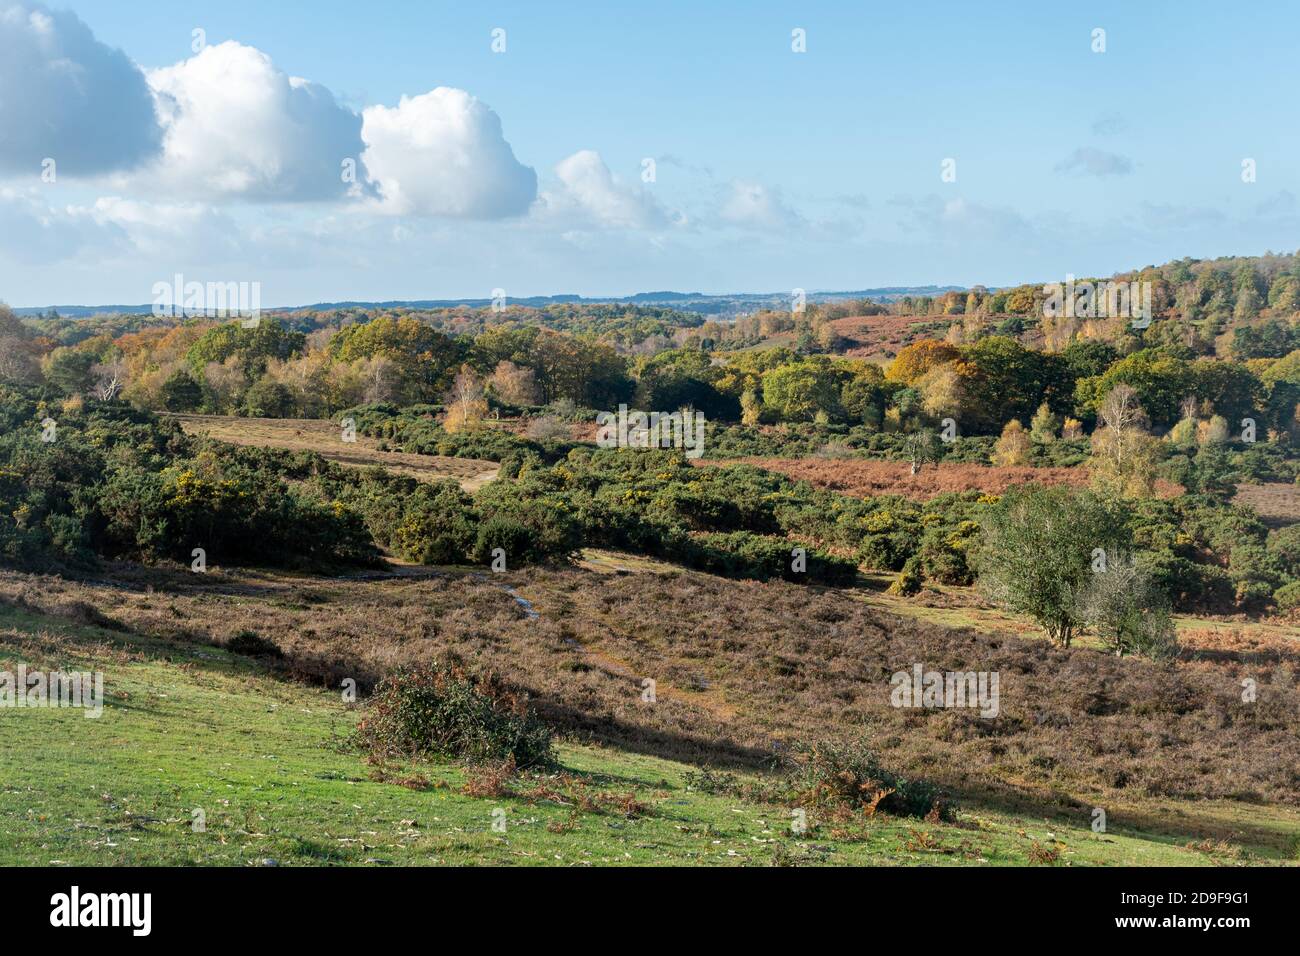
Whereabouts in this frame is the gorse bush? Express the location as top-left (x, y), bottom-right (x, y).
top-left (391, 481), bottom-right (477, 564)
top-left (0, 389), bottom-right (377, 571)
top-left (355, 661), bottom-right (553, 768)
top-left (887, 556), bottom-right (923, 595)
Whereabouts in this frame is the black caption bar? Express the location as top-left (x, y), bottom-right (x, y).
top-left (0, 865), bottom-right (1285, 943)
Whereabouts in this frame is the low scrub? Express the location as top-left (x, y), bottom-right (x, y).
top-left (789, 737), bottom-right (949, 820)
top-left (685, 737), bottom-right (949, 821)
top-left (355, 661), bottom-right (554, 768)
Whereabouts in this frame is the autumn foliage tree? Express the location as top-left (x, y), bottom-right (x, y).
top-left (885, 339), bottom-right (960, 385)
top-left (442, 366), bottom-right (488, 433)
top-left (991, 419), bottom-right (1031, 466)
top-left (1088, 384), bottom-right (1162, 498)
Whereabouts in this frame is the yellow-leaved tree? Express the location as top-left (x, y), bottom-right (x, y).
top-left (443, 365), bottom-right (488, 434)
top-left (1088, 384), bottom-right (1162, 497)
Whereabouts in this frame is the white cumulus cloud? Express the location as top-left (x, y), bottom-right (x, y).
top-left (0, 2), bottom-right (162, 175)
top-left (141, 41), bottom-right (364, 202)
top-left (360, 88), bottom-right (537, 218)
top-left (0, 188), bottom-right (124, 261)
top-left (541, 150), bottom-right (673, 229)
top-left (719, 180), bottom-right (804, 230)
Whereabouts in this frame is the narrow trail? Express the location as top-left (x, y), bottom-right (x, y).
top-left (488, 566), bottom-right (740, 724)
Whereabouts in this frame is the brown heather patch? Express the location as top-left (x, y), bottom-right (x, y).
top-left (1, 560), bottom-right (1297, 817)
top-left (827, 314), bottom-right (943, 361)
top-left (1233, 481), bottom-right (1300, 529)
top-left (1179, 624), bottom-right (1300, 670)
top-left (704, 457), bottom-right (1182, 501)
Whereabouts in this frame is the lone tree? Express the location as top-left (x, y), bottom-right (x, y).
top-left (1079, 552), bottom-right (1178, 658)
top-left (442, 365), bottom-right (488, 433)
top-left (903, 428), bottom-right (940, 475)
top-left (1088, 384), bottom-right (1161, 497)
top-left (975, 485), bottom-right (1128, 647)
top-left (991, 419), bottom-right (1031, 466)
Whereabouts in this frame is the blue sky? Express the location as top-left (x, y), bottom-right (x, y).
top-left (1, 0), bottom-right (1297, 306)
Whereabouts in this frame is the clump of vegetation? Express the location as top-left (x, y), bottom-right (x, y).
top-left (1275, 580), bottom-right (1300, 613)
top-left (887, 557), bottom-right (923, 596)
top-left (1079, 552), bottom-right (1179, 658)
top-left (355, 660), bottom-right (553, 768)
top-left (789, 737), bottom-right (949, 820)
top-left (686, 738), bottom-right (948, 821)
top-left (224, 630), bottom-right (284, 659)
top-left (975, 485), bottom-right (1127, 646)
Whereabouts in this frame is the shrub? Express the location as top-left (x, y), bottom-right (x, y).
top-left (525, 416), bottom-right (571, 443)
top-left (473, 514), bottom-right (541, 566)
top-left (789, 737), bottom-right (948, 820)
top-left (887, 556), bottom-right (923, 595)
top-left (392, 481), bottom-right (477, 564)
top-left (356, 661), bottom-right (553, 768)
top-left (471, 499), bottom-right (581, 565)
top-left (1275, 581), bottom-right (1300, 612)
top-left (225, 630), bottom-right (284, 659)
top-left (1079, 554), bottom-right (1178, 658)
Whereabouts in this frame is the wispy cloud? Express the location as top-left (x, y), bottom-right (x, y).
top-left (1054, 147), bottom-right (1134, 178)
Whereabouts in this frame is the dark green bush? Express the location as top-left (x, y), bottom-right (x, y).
top-left (392, 481), bottom-right (477, 564)
top-left (356, 661), bottom-right (553, 768)
top-left (225, 630), bottom-right (284, 658)
top-left (1275, 580), bottom-right (1300, 612)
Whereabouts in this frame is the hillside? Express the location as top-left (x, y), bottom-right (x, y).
top-left (2, 566), bottom-right (1294, 866)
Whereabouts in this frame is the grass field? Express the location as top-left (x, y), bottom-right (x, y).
top-left (0, 600), bottom-right (1278, 866)
top-left (168, 414), bottom-right (499, 491)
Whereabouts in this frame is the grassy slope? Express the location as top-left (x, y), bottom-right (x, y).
top-left (0, 603), bottom-right (1288, 867)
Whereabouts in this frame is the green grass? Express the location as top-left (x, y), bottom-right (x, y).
top-left (0, 603), bottom-right (1290, 866)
